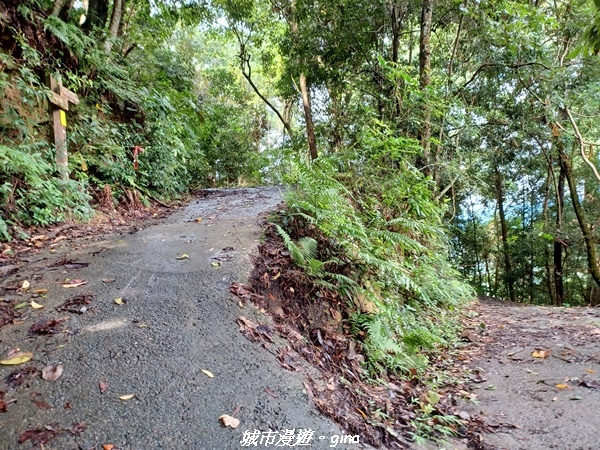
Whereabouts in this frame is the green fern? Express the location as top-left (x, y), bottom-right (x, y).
top-left (43, 16), bottom-right (88, 58)
top-left (276, 120), bottom-right (475, 375)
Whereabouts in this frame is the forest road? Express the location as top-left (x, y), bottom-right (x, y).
top-left (456, 298), bottom-right (600, 450)
top-left (0, 187), bottom-right (365, 450)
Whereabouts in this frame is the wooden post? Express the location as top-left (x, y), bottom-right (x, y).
top-left (47, 75), bottom-right (79, 180)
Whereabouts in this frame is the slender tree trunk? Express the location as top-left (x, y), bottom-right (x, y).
top-left (494, 164), bottom-right (516, 302)
top-left (493, 228), bottom-right (500, 295)
top-left (390, 2), bottom-right (407, 64)
top-left (418, 0), bottom-right (433, 176)
top-left (542, 165), bottom-right (557, 304)
top-left (104, 0), bottom-right (123, 52)
top-left (287, 0), bottom-right (317, 160)
top-left (300, 73), bottom-right (318, 160)
top-left (554, 153), bottom-right (566, 305)
top-left (559, 141), bottom-right (600, 288)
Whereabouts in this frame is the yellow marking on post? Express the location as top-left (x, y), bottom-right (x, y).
top-left (60, 110), bottom-right (67, 127)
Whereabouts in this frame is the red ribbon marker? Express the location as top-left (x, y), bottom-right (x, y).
top-left (133, 146), bottom-right (144, 171)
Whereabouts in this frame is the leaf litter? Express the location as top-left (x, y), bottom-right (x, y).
top-left (5, 366), bottom-right (37, 388)
top-left (0, 351), bottom-right (34, 365)
top-left (232, 222), bottom-right (438, 447)
top-left (56, 294), bottom-right (93, 314)
top-left (42, 364), bottom-right (64, 381)
top-left (18, 424), bottom-right (62, 446)
top-left (30, 318), bottom-right (66, 335)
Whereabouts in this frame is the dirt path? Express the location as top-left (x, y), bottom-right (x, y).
top-left (457, 298), bottom-right (600, 450)
top-left (0, 188), bottom-right (365, 450)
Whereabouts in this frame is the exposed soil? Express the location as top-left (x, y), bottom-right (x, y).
top-left (235, 220), bottom-right (465, 449)
top-left (455, 297), bottom-right (600, 450)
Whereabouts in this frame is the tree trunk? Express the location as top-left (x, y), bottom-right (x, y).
top-left (104, 0), bottom-right (123, 52)
top-left (560, 141), bottom-right (600, 289)
top-left (83, 0), bottom-right (109, 30)
top-left (494, 164), bottom-right (516, 302)
top-left (418, 0), bottom-right (433, 176)
top-left (390, 2), bottom-right (407, 64)
top-left (542, 165), bottom-right (557, 305)
top-left (286, 0), bottom-right (316, 159)
top-left (300, 73), bottom-right (318, 160)
top-left (51, 0), bottom-right (66, 16)
top-left (553, 153), bottom-right (567, 305)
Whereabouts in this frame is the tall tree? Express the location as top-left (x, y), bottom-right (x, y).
top-left (418, 0), bottom-right (433, 176)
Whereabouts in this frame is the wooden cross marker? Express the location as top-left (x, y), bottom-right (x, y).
top-left (47, 75), bottom-right (79, 180)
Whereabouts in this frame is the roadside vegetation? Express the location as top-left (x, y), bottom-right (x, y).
top-left (3, 0), bottom-right (600, 444)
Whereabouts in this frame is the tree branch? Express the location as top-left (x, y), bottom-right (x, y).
top-left (233, 28), bottom-right (293, 138)
top-left (565, 106), bottom-right (600, 183)
top-left (460, 62), bottom-right (551, 91)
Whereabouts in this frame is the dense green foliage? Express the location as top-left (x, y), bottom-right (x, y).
top-left (0, 0), bottom-right (266, 235)
top-left (281, 124), bottom-right (474, 373)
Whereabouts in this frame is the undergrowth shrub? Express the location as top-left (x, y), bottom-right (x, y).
top-left (0, 0), bottom-right (270, 239)
top-left (279, 121), bottom-right (475, 374)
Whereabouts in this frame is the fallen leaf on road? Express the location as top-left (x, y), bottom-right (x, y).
top-left (64, 263), bottom-right (89, 270)
top-left (265, 387), bottom-right (279, 398)
top-left (461, 330), bottom-right (479, 342)
top-left (219, 414), bottom-right (240, 428)
top-left (62, 279), bottom-right (87, 288)
top-left (579, 379), bottom-right (600, 389)
top-left (586, 369), bottom-right (596, 373)
top-left (103, 445), bottom-right (115, 450)
top-left (555, 383), bottom-right (570, 390)
top-left (31, 301), bottom-right (44, 309)
top-left (30, 319), bottom-right (65, 335)
top-left (458, 410), bottom-right (470, 420)
top-left (32, 400), bottom-right (53, 410)
top-left (114, 298), bottom-right (125, 305)
top-left (570, 395), bottom-right (582, 400)
top-left (18, 424), bottom-right (62, 445)
top-left (532, 349), bottom-right (550, 359)
top-left (177, 254), bottom-right (189, 260)
top-left (33, 289), bottom-right (48, 294)
top-left (99, 381), bottom-right (108, 393)
top-left (57, 294), bottom-right (93, 314)
top-left (118, 394), bottom-right (135, 400)
top-left (196, 217), bottom-right (203, 222)
top-left (14, 302), bottom-right (28, 310)
top-left (211, 262), bottom-right (220, 267)
top-left (1, 352), bottom-right (33, 365)
top-left (68, 422), bottom-right (87, 436)
top-left (21, 280), bottom-right (30, 290)
top-left (102, 278), bottom-right (116, 283)
top-left (201, 369), bottom-right (214, 378)
top-left (5, 366), bottom-right (37, 387)
top-left (42, 364), bottom-right (64, 381)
